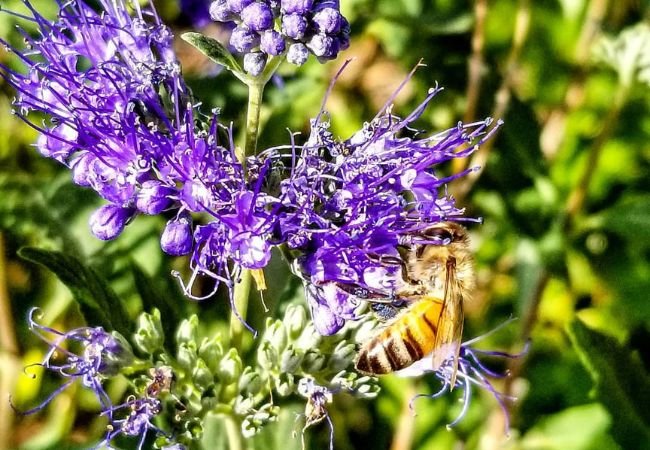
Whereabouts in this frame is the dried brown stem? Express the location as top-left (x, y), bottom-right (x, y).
top-left (0, 233), bottom-right (19, 450)
top-left (454, 0), bottom-right (532, 202)
top-left (463, 0), bottom-right (488, 125)
top-left (540, 0), bottom-right (610, 160)
top-left (389, 381), bottom-right (417, 450)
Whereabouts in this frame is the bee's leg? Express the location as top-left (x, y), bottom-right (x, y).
top-left (366, 252), bottom-right (414, 284)
top-left (394, 282), bottom-right (427, 298)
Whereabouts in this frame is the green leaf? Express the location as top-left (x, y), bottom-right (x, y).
top-left (599, 195), bottom-right (650, 249)
top-left (182, 32), bottom-right (243, 76)
top-left (567, 318), bottom-right (650, 449)
top-left (18, 247), bottom-right (131, 337)
top-left (520, 403), bottom-right (619, 450)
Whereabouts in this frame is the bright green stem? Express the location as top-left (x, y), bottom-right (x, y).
top-left (237, 56), bottom-right (284, 162)
top-left (230, 59), bottom-right (284, 348)
top-left (224, 414), bottom-right (245, 450)
top-left (229, 268), bottom-right (252, 352)
top-left (229, 75), bottom-right (265, 350)
top-left (243, 80), bottom-right (265, 160)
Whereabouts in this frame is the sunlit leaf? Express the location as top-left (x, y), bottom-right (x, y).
top-left (520, 403), bottom-right (619, 450)
top-left (599, 195), bottom-right (650, 249)
top-left (18, 247), bottom-right (131, 337)
top-left (568, 318), bottom-right (650, 448)
top-left (182, 32), bottom-right (244, 77)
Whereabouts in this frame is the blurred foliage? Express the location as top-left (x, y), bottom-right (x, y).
top-left (1, 0), bottom-right (650, 449)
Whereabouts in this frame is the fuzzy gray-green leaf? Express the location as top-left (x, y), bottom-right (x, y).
top-left (182, 32), bottom-right (243, 75)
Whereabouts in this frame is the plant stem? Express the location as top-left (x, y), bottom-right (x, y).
top-left (229, 268), bottom-right (252, 351)
top-left (453, 0), bottom-right (531, 202)
top-left (0, 233), bottom-right (19, 450)
top-left (224, 414), bottom-right (245, 450)
top-left (564, 83), bottom-right (628, 223)
top-left (243, 80), bottom-right (265, 160)
top-left (229, 72), bottom-right (266, 351)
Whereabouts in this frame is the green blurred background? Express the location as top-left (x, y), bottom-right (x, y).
top-left (1, 0), bottom-right (649, 449)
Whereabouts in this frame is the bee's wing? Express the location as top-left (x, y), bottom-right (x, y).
top-left (432, 257), bottom-right (464, 387)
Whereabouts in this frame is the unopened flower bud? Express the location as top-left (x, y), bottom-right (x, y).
top-left (230, 25), bottom-right (260, 53)
top-left (260, 30), bottom-right (286, 56)
top-left (192, 358), bottom-right (214, 390)
top-left (281, 0), bottom-right (314, 14)
top-left (218, 348), bottom-right (242, 384)
top-left (286, 43), bottom-right (309, 65)
top-left (90, 204), bottom-right (134, 240)
top-left (109, 330), bottom-right (135, 364)
top-left (257, 341), bottom-right (278, 370)
top-left (312, 7), bottom-right (342, 33)
top-left (275, 372), bottom-right (294, 397)
top-left (227, 0), bottom-right (254, 14)
top-left (133, 309), bottom-right (164, 354)
top-left (282, 14), bottom-right (307, 39)
top-left (307, 33), bottom-right (336, 58)
top-left (301, 350), bottom-right (326, 373)
top-left (244, 52), bottom-right (266, 76)
top-left (199, 336), bottom-right (224, 373)
top-left (161, 214), bottom-right (192, 256)
top-left (280, 345), bottom-right (303, 373)
top-left (210, 0), bottom-right (234, 21)
top-left (136, 180), bottom-right (174, 215)
top-left (264, 319), bottom-right (288, 351)
top-left (177, 342), bottom-right (198, 370)
top-left (327, 342), bottom-right (356, 372)
top-left (283, 304), bottom-right (307, 340)
top-left (176, 315), bottom-right (199, 345)
top-left (238, 367), bottom-right (263, 396)
top-left (241, 2), bottom-right (273, 31)
top-left (295, 323), bottom-right (322, 350)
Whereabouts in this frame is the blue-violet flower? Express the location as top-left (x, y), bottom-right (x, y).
top-left (277, 62), bottom-right (502, 334)
top-left (12, 308), bottom-right (132, 415)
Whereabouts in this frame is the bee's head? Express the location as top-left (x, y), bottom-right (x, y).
top-left (410, 222), bottom-right (470, 258)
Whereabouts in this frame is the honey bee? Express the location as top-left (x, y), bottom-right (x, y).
top-left (355, 222), bottom-right (475, 384)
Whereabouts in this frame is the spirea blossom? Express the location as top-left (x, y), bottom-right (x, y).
top-left (277, 64), bottom-right (502, 335)
top-left (209, 0), bottom-right (350, 70)
top-left (11, 308), bottom-right (132, 415)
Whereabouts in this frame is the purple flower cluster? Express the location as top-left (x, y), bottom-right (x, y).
top-left (11, 308), bottom-right (132, 416)
top-left (1, 1), bottom-right (281, 300)
top-left (275, 71), bottom-right (501, 335)
top-left (209, 0), bottom-right (350, 73)
top-left (14, 309), bottom-right (180, 448)
top-left (2, 1), bottom-right (501, 335)
top-left (1, 0), bottom-right (183, 238)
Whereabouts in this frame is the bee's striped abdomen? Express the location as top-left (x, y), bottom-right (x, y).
top-left (355, 300), bottom-right (444, 375)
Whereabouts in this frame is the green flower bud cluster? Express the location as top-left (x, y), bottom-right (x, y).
top-left (126, 304), bottom-right (379, 445)
top-left (257, 304), bottom-right (379, 400)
